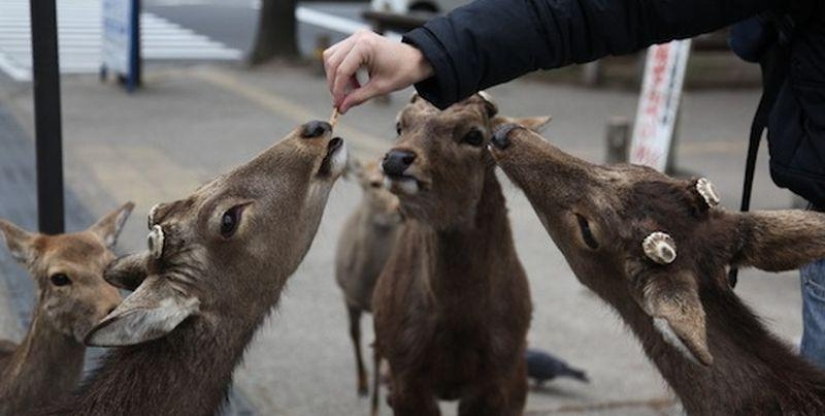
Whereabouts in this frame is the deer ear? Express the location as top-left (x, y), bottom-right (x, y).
top-left (85, 275), bottom-right (200, 347)
top-left (630, 268), bottom-right (712, 366)
top-left (731, 210), bottom-right (825, 272)
top-left (491, 115), bottom-right (552, 133)
top-left (0, 220), bottom-right (37, 265)
top-left (104, 252), bottom-right (150, 291)
top-left (88, 202), bottom-right (135, 249)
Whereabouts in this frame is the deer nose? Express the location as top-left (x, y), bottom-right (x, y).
top-left (382, 150), bottom-right (416, 177)
top-left (301, 121), bottom-right (331, 139)
top-left (491, 124), bottom-right (521, 150)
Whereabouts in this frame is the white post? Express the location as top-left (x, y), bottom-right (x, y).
top-left (628, 40), bottom-right (692, 172)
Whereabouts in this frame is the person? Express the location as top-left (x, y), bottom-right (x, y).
top-left (323, 0), bottom-right (825, 366)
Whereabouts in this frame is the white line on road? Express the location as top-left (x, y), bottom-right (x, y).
top-left (0, 0), bottom-right (242, 81)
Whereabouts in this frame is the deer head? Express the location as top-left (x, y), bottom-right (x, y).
top-left (381, 93), bottom-right (550, 229)
top-left (489, 125), bottom-right (825, 367)
top-left (348, 159), bottom-right (401, 227)
top-left (86, 121), bottom-right (348, 347)
top-left (0, 203), bottom-right (132, 342)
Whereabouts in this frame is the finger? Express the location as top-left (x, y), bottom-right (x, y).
top-left (340, 81), bottom-right (380, 114)
top-left (332, 44), bottom-right (368, 106)
top-left (324, 38), bottom-right (358, 95)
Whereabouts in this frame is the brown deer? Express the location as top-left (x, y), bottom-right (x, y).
top-left (372, 93), bottom-right (550, 416)
top-left (0, 203), bottom-right (132, 416)
top-left (35, 121), bottom-right (348, 416)
top-left (489, 124), bottom-right (825, 415)
top-left (335, 159), bottom-right (402, 398)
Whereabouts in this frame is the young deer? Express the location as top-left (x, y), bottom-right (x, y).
top-left (335, 159), bottom-right (402, 397)
top-left (37, 121), bottom-right (348, 416)
top-left (373, 93), bottom-right (550, 416)
top-left (0, 203), bottom-right (132, 416)
top-left (489, 125), bottom-right (825, 414)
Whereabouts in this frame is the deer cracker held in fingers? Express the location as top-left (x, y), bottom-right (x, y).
top-left (489, 124), bottom-right (825, 415)
top-left (372, 93), bottom-right (551, 416)
top-left (37, 121), bottom-right (348, 416)
top-left (335, 159), bottom-right (402, 397)
top-left (0, 203), bottom-right (132, 416)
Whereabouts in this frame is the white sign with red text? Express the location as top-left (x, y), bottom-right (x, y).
top-left (629, 40), bottom-right (692, 172)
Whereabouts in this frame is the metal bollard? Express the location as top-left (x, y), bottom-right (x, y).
top-left (605, 117), bottom-right (630, 164)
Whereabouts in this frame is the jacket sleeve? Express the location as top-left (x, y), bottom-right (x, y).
top-left (403, 0), bottom-right (781, 109)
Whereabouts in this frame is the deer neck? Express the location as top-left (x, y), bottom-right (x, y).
top-left (429, 171), bottom-right (514, 293)
top-left (0, 308), bottom-right (85, 413)
top-left (607, 284), bottom-right (825, 414)
top-left (63, 314), bottom-right (260, 416)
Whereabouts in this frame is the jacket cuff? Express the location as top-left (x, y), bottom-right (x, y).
top-left (403, 27), bottom-right (458, 110)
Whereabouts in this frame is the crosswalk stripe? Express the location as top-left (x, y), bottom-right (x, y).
top-left (0, 0), bottom-right (242, 81)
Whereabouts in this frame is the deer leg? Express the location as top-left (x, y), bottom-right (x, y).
top-left (388, 374), bottom-right (440, 416)
top-left (370, 347), bottom-right (381, 416)
top-left (347, 306), bottom-right (368, 396)
top-left (458, 358), bottom-right (527, 416)
top-left (506, 355), bottom-right (529, 416)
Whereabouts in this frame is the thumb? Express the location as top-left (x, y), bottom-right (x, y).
top-left (340, 81), bottom-right (381, 113)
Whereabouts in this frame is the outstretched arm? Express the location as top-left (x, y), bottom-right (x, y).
top-left (325, 0), bottom-right (780, 112)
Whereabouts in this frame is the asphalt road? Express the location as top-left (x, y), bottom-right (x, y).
top-left (0, 60), bottom-right (804, 415)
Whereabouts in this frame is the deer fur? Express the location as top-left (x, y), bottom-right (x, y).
top-left (489, 124), bottom-right (825, 415)
top-left (335, 159), bottom-right (402, 398)
top-left (34, 121), bottom-right (348, 416)
top-left (372, 94), bottom-right (550, 416)
top-left (0, 203), bottom-right (131, 416)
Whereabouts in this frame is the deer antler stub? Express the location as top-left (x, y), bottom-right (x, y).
top-left (695, 178), bottom-right (720, 208)
top-left (148, 225), bottom-right (164, 260)
top-left (643, 232), bottom-right (676, 264)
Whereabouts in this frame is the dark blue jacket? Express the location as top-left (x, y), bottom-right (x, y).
top-left (404, 0), bottom-right (825, 206)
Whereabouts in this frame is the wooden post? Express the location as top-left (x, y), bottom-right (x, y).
top-left (605, 117), bottom-right (630, 163)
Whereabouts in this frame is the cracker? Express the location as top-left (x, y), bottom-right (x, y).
top-left (329, 107), bottom-right (340, 129)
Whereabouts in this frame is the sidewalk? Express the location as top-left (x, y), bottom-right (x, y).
top-left (0, 62), bottom-right (802, 415)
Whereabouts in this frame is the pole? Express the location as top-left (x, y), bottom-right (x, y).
top-left (29, 0), bottom-right (65, 234)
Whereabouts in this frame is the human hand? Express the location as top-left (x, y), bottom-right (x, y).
top-left (324, 30), bottom-right (433, 113)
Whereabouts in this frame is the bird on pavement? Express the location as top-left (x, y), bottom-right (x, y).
top-left (525, 348), bottom-right (589, 386)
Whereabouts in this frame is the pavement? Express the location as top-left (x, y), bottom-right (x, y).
top-left (0, 60), bottom-right (806, 416)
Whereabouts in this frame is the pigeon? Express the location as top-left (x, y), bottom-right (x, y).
top-left (525, 348), bottom-right (589, 386)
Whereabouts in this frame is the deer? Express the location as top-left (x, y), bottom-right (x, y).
top-left (335, 158), bottom-right (402, 399)
top-left (34, 121), bottom-right (348, 416)
top-left (372, 93), bottom-right (551, 416)
top-left (488, 124), bottom-right (825, 415)
top-left (0, 203), bottom-right (132, 416)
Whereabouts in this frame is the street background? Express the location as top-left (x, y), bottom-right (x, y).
top-left (0, 1), bottom-right (803, 415)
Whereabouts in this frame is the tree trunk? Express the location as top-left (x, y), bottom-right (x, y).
top-left (248, 0), bottom-right (298, 65)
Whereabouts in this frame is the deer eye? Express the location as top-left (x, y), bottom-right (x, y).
top-left (50, 273), bottom-right (72, 286)
top-left (576, 214), bottom-right (599, 250)
top-left (462, 129), bottom-right (484, 147)
top-left (220, 206), bottom-right (244, 239)
top-left (370, 181), bottom-right (382, 188)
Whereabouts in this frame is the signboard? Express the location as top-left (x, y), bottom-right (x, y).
top-left (629, 40), bottom-right (692, 171)
top-left (101, 0), bottom-right (139, 91)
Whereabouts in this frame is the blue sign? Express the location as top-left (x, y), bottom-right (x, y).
top-left (101, 0), bottom-right (140, 92)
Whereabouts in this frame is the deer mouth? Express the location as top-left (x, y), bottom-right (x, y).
top-left (318, 137), bottom-right (348, 178)
top-left (384, 173), bottom-right (430, 196)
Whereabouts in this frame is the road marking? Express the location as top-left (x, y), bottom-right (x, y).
top-left (190, 67), bottom-right (391, 156)
top-left (0, 0), bottom-right (242, 81)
